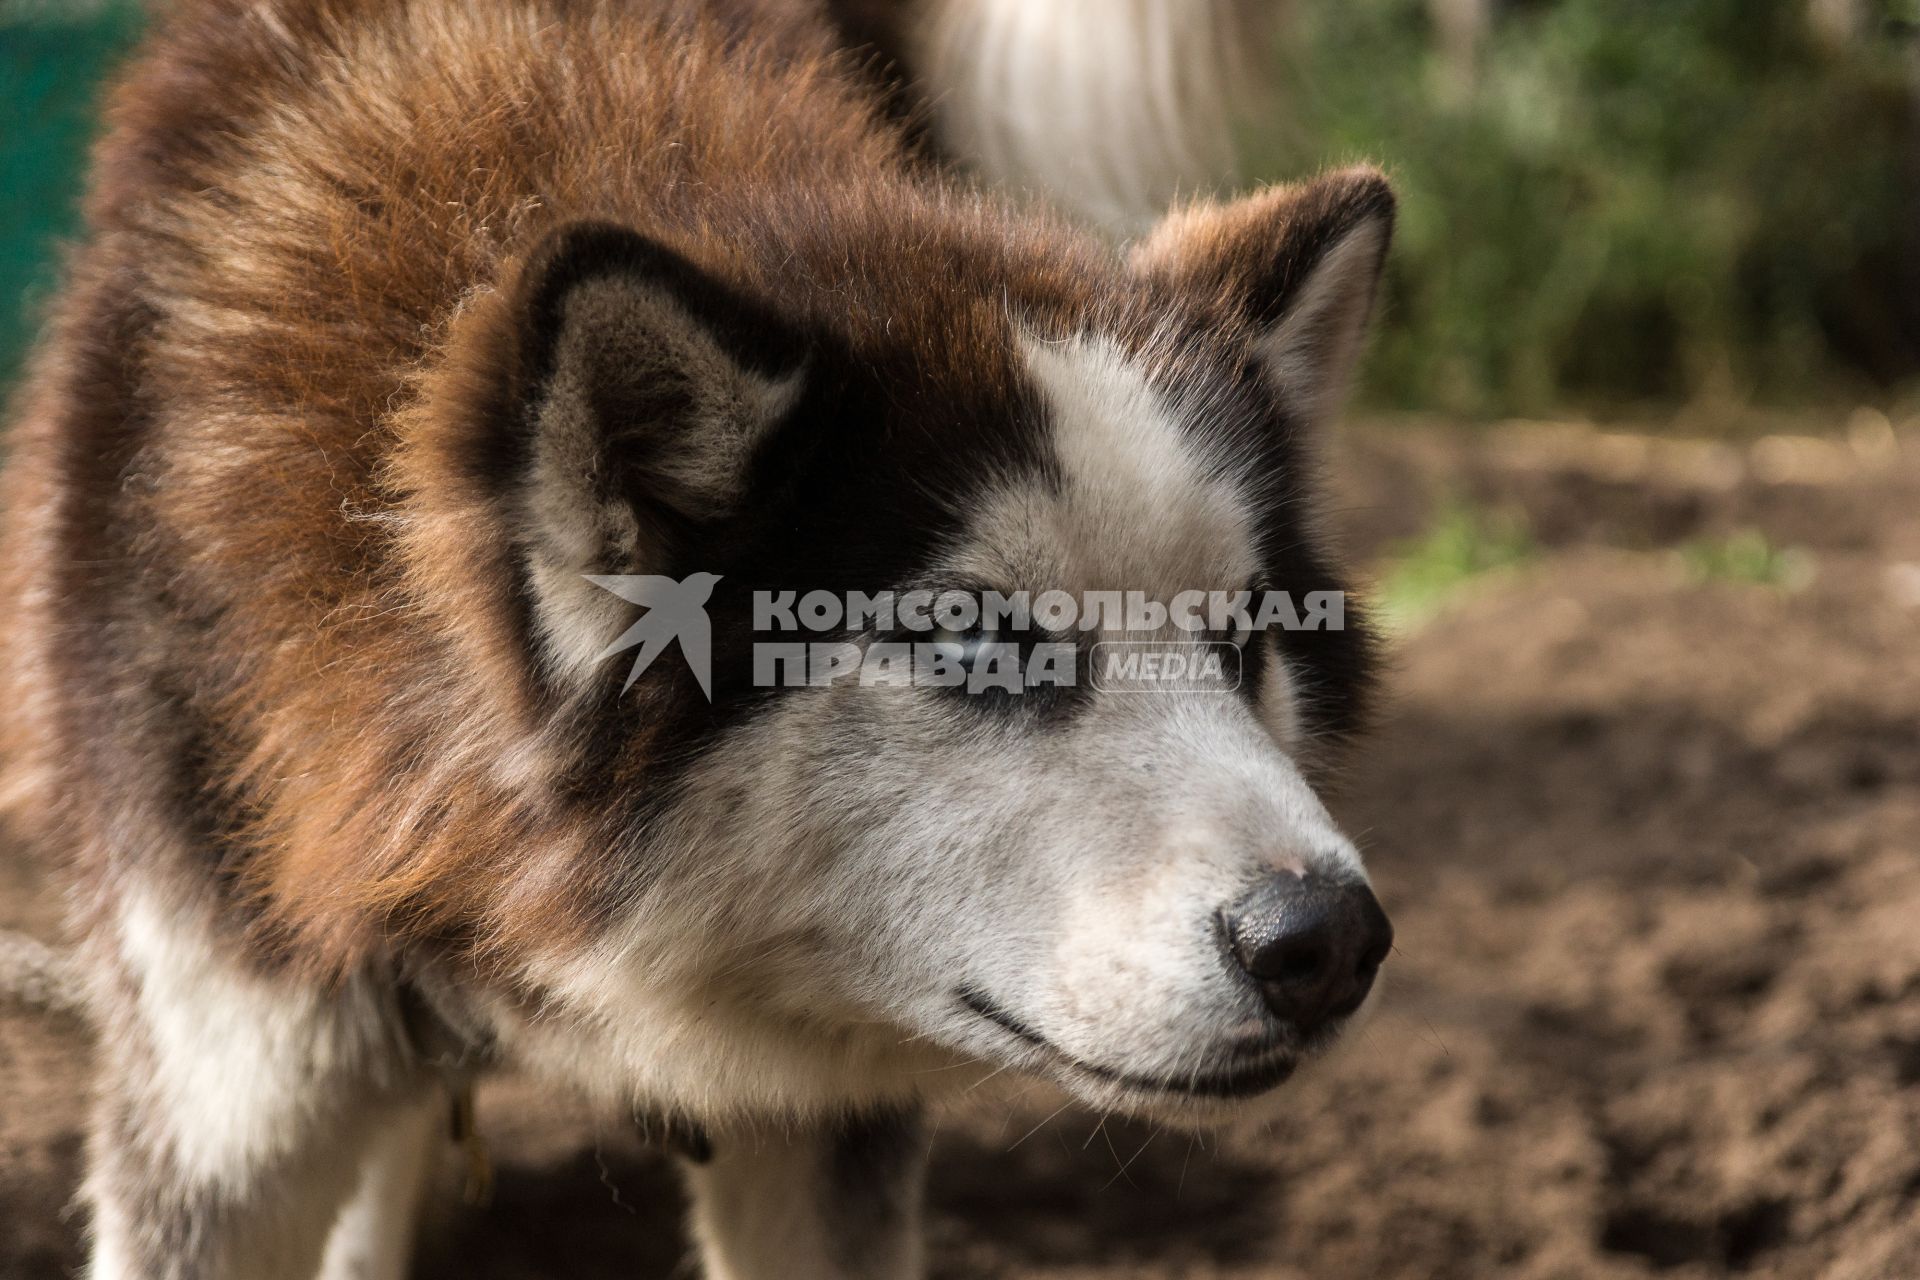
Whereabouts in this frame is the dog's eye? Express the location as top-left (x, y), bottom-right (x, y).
top-left (930, 625), bottom-right (1003, 671)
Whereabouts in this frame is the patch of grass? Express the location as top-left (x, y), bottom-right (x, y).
top-left (1375, 500), bottom-right (1537, 629)
top-left (1677, 529), bottom-right (1814, 589)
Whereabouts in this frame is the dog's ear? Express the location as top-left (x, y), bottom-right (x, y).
top-left (480, 222), bottom-right (804, 681)
top-left (1131, 167), bottom-right (1394, 429)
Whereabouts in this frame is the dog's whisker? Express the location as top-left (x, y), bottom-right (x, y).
top-left (1005, 1100), bottom-right (1077, 1153)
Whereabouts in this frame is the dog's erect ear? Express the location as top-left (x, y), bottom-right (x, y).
top-left (487, 222), bottom-right (804, 681)
top-left (1131, 167), bottom-right (1394, 429)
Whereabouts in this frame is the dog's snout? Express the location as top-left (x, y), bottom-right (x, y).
top-left (1222, 874), bottom-right (1393, 1036)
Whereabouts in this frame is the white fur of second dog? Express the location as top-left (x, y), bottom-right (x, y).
top-left (909, 0), bottom-right (1280, 232)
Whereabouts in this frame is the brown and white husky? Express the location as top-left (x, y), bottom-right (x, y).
top-left (0, 1), bottom-right (1396, 1275)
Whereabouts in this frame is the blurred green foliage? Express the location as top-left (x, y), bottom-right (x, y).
top-left (1375, 500), bottom-right (1537, 628)
top-left (1252, 0), bottom-right (1920, 416)
top-left (1, 1), bottom-right (144, 392)
top-left (1678, 528), bottom-right (1815, 588)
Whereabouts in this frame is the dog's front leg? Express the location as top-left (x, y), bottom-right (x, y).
top-left (683, 1108), bottom-right (927, 1280)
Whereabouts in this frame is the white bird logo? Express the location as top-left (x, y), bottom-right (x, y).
top-left (584, 572), bottom-right (723, 699)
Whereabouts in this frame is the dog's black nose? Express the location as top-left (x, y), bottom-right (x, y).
top-left (1222, 874), bottom-right (1393, 1036)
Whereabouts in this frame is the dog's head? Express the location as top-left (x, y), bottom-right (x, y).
top-left (450, 169), bottom-right (1395, 1123)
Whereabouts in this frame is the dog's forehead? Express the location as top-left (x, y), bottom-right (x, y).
top-left (930, 331), bottom-right (1263, 601)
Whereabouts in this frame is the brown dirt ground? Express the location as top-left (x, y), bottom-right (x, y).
top-left (3, 413), bottom-right (1918, 1279)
